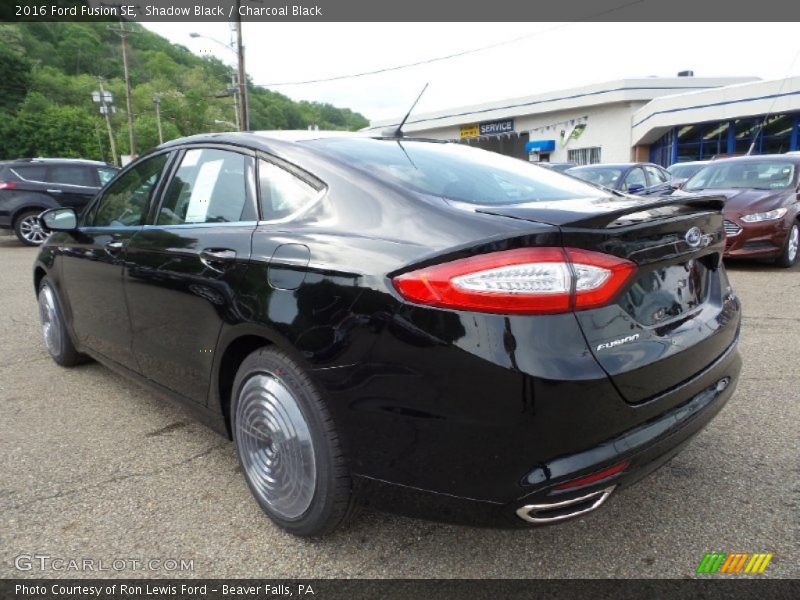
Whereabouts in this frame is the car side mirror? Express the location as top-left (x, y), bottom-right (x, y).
top-left (627, 183), bottom-right (645, 194)
top-left (41, 207), bottom-right (78, 232)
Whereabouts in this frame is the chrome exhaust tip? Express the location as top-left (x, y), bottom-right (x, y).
top-left (516, 486), bottom-right (615, 524)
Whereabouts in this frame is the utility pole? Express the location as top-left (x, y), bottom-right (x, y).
top-left (108, 22), bottom-right (138, 159)
top-left (231, 72), bottom-right (241, 131)
top-left (92, 79), bottom-right (118, 166)
top-left (153, 96), bottom-right (163, 144)
top-left (235, 0), bottom-right (249, 131)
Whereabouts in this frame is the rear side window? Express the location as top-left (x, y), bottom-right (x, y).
top-left (48, 165), bottom-right (96, 187)
top-left (88, 153), bottom-right (168, 227)
top-left (9, 165), bottom-right (47, 182)
top-left (259, 160), bottom-right (321, 221)
top-left (306, 138), bottom-right (606, 204)
top-left (157, 149), bottom-right (255, 225)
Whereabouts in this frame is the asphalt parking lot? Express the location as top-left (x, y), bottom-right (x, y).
top-left (0, 234), bottom-right (798, 579)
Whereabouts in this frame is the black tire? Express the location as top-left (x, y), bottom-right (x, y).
top-left (231, 346), bottom-right (357, 536)
top-left (37, 277), bottom-right (87, 366)
top-left (14, 210), bottom-right (49, 246)
top-left (774, 222), bottom-right (799, 268)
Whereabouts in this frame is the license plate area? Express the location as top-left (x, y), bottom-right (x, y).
top-left (620, 259), bottom-right (710, 327)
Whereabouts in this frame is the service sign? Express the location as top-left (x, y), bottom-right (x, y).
top-left (460, 124), bottom-right (480, 138)
top-left (479, 119), bottom-right (514, 135)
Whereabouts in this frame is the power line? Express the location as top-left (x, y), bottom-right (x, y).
top-left (256, 0), bottom-right (645, 87)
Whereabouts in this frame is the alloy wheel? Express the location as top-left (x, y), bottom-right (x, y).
top-left (788, 225), bottom-right (799, 263)
top-left (18, 215), bottom-right (49, 245)
top-left (235, 372), bottom-right (316, 519)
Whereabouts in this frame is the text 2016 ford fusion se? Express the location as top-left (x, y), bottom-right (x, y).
top-left (34, 132), bottom-right (741, 536)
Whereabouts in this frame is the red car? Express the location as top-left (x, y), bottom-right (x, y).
top-left (677, 155), bottom-right (800, 267)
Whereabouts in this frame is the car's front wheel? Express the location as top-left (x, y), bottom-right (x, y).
top-left (15, 210), bottom-right (50, 246)
top-left (775, 222), bottom-right (799, 268)
top-left (38, 278), bottom-right (87, 366)
top-left (231, 347), bottom-right (357, 536)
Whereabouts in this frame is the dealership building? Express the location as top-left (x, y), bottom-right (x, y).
top-left (366, 75), bottom-right (800, 166)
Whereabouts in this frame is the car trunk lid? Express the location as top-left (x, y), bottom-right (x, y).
top-left (474, 195), bottom-right (740, 404)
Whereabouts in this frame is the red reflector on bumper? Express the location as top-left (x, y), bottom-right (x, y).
top-left (554, 460), bottom-right (630, 490)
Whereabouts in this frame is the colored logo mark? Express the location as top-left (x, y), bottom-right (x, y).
top-left (696, 552), bottom-right (773, 574)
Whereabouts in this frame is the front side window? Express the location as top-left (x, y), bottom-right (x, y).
top-left (48, 165), bottom-right (96, 187)
top-left (623, 168), bottom-right (646, 190)
top-left (157, 149), bottom-right (255, 225)
top-left (644, 166), bottom-right (668, 184)
top-left (88, 153), bottom-right (168, 227)
top-left (259, 160), bottom-right (321, 221)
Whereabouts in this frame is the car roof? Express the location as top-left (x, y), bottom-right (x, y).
top-left (569, 162), bottom-right (660, 170)
top-left (708, 153), bottom-right (800, 164)
top-left (7, 157), bottom-right (115, 167)
top-left (669, 161), bottom-right (709, 167)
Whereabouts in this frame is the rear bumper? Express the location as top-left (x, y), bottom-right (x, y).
top-left (355, 335), bottom-right (741, 527)
top-left (507, 340), bottom-right (740, 525)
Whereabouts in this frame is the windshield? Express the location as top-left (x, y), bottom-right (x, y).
top-left (684, 160), bottom-right (796, 191)
top-left (305, 138), bottom-right (607, 204)
top-left (566, 166), bottom-right (623, 188)
top-left (97, 167), bottom-right (118, 186)
top-left (668, 164), bottom-right (704, 179)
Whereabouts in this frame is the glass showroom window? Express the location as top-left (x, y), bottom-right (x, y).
top-left (759, 114), bottom-right (794, 154)
top-left (649, 129), bottom-right (675, 167)
top-left (699, 121), bottom-right (729, 159)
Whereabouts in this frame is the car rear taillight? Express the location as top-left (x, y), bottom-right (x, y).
top-left (0, 181), bottom-right (16, 190)
top-left (392, 247), bottom-right (636, 315)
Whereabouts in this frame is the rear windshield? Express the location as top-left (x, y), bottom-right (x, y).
top-left (567, 166), bottom-right (623, 187)
top-left (305, 138), bottom-right (606, 204)
top-left (684, 160), bottom-right (797, 191)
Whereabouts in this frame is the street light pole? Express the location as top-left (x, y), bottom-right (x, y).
top-left (93, 79), bottom-right (118, 166)
top-left (189, 31), bottom-right (244, 131)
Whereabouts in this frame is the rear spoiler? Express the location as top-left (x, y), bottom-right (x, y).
top-left (475, 194), bottom-right (726, 229)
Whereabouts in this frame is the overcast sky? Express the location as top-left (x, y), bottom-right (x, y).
top-left (143, 22), bottom-right (800, 123)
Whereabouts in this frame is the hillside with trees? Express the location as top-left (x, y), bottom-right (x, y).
top-left (0, 22), bottom-right (369, 164)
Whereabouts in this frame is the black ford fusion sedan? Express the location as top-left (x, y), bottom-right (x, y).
top-left (34, 132), bottom-right (741, 536)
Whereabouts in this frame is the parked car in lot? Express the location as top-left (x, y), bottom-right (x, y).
top-left (566, 162), bottom-right (673, 195)
top-left (675, 155), bottom-right (800, 267)
top-left (0, 158), bottom-right (117, 245)
top-left (667, 160), bottom-right (709, 188)
top-left (34, 132), bottom-right (741, 536)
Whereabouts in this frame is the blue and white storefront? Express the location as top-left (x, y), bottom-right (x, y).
top-left (632, 77), bottom-right (800, 166)
top-left (367, 76), bottom-right (800, 167)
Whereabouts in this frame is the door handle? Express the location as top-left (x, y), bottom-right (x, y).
top-left (46, 189), bottom-right (63, 194)
top-left (105, 240), bottom-right (124, 252)
top-left (200, 248), bottom-right (237, 261)
top-left (200, 248), bottom-right (237, 272)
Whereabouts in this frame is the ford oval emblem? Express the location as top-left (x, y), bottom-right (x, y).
top-left (685, 227), bottom-right (702, 248)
